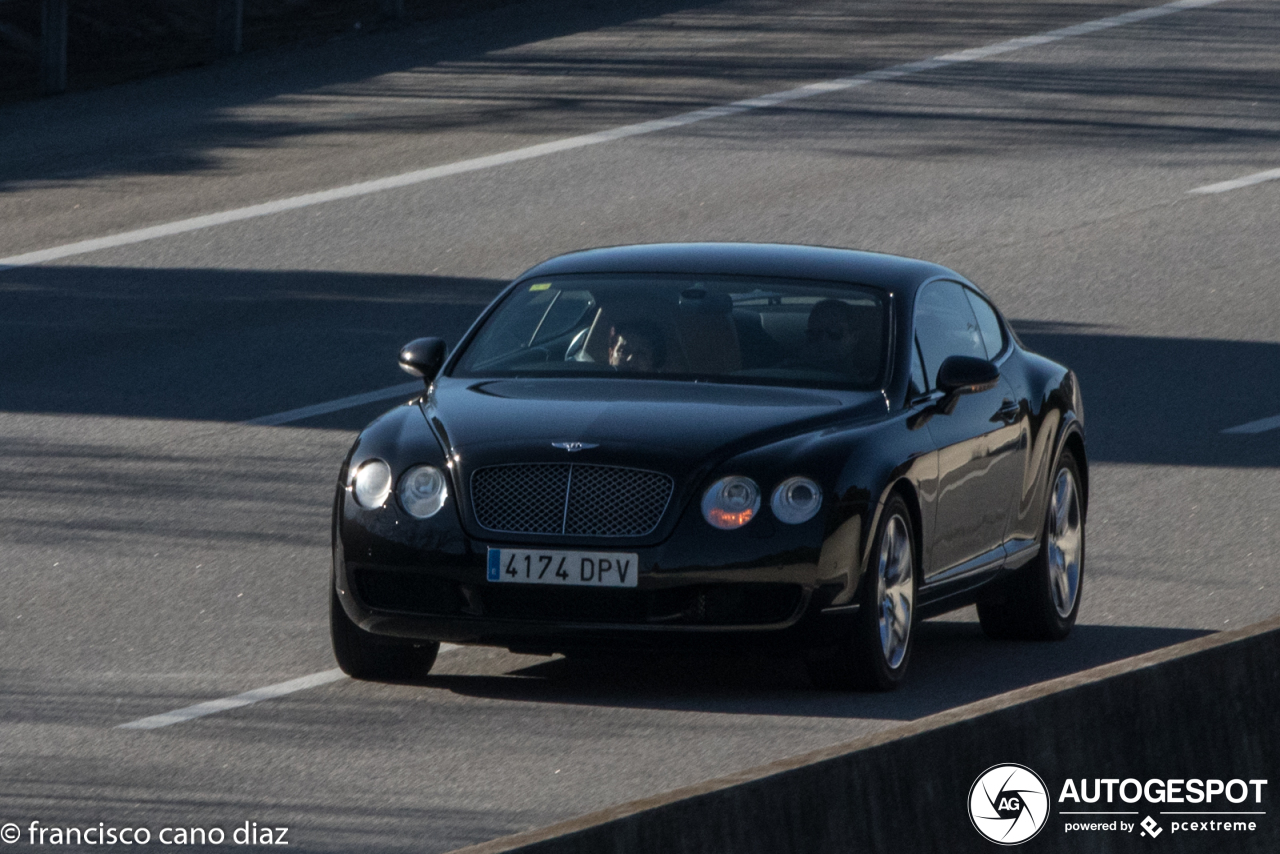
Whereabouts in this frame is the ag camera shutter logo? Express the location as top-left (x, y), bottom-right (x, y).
top-left (969, 764), bottom-right (1051, 845)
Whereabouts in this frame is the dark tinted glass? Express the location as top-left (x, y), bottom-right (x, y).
top-left (964, 288), bottom-right (1005, 359)
top-left (914, 280), bottom-right (986, 388)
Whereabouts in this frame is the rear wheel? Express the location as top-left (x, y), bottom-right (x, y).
top-left (808, 495), bottom-right (916, 691)
top-left (330, 586), bottom-right (440, 681)
top-left (978, 449), bottom-right (1084, 640)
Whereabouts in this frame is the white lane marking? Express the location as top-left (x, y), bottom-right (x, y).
top-left (1189, 167), bottom-right (1280, 195)
top-left (117, 669), bottom-right (347, 729)
top-left (117, 643), bottom-right (463, 730)
top-left (244, 380), bottom-right (422, 426)
top-left (1222, 414), bottom-right (1280, 435)
top-left (0, 0), bottom-right (1226, 272)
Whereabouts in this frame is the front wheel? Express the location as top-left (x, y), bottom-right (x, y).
top-left (330, 586), bottom-right (440, 682)
top-left (978, 449), bottom-right (1085, 640)
top-left (808, 495), bottom-right (917, 691)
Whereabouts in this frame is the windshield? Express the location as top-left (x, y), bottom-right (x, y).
top-left (451, 274), bottom-right (889, 389)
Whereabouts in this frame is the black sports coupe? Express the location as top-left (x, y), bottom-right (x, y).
top-left (331, 243), bottom-right (1086, 690)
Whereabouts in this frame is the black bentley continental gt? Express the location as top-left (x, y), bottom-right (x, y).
top-left (331, 243), bottom-right (1086, 690)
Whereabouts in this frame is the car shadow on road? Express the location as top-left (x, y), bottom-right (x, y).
top-left (419, 620), bottom-right (1209, 720)
top-left (1013, 320), bottom-right (1280, 468)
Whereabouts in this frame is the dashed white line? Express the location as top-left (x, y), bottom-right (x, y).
top-left (1189, 167), bottom-right (1280, 195)
top-left (0, 0), bottom-right (1227, 272)
top-left (117, 669), bottom-right (347, 730)
top-left (1221, 414), bottom-right (1280, 435)
top-left (244, 380), bottom-right (422, 426)
top-left (118, 644), bottom-right (462, 730)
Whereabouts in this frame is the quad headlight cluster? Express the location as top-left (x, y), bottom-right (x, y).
top-left (353, 460), bottom-right (817, 529)
top-left (350, 459), bottom-right (449, 519)
top-left (701, 475), bottom-right (822, 529)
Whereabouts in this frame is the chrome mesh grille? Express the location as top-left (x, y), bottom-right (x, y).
top-left (471, 464), bottom-right (673, 537)
top-left (471, 464), bottom-right (569, 535)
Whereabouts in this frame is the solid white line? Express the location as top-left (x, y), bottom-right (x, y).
top-left (1221, 414), bottom-right (1280, 435)
top-left (117, 643), bottom-right (463, 730)
top-left (244, 380), bottom-right (422, 426)
top-left (1189, 167), bottom-right (1280, 195)
top-left (0, 0), bottom-right (1227, 272)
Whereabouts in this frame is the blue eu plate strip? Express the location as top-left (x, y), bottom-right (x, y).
top-left (487, 549), bottom-right (500, 581)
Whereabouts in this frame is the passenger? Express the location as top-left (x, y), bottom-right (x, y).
top-left (795, 299), bottom-right (863, 372)
top-left (607, 320), bottom-right (666, 373)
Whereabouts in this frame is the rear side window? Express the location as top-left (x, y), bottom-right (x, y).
top-left (963, 288), bottom-right (1006, 359)
top-left (914, 280), bottom-right (986, 388)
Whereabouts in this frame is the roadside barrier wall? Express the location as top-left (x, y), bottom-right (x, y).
top-left (455, 615), bottom-right (1280, 854)
top-left (2, 0), bottom-right (511, 99)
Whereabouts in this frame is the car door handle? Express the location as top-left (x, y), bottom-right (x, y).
top-left (996, 400), bottom-right (1021, 424)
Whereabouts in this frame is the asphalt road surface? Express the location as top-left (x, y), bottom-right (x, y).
top-left (1, 0), bottom-right (1278, 850)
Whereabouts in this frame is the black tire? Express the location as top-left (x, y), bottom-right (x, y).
top-left (330, 586), bottom-right (440, 682)
top-left (978, 449), bottom-right (1085, 641)
top-left (808, 495), bottom-right (917, 691)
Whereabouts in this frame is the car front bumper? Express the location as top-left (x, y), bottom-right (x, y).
top-left (334, 547), bottom-right (856, 655)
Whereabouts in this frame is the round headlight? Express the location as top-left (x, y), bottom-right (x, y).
top-left (771, 476), bottom-right (823, 524)
top-left (701, 476), bottom-right (761, 530)
top-left (351, 459), bottom-right (392, 508)
top-left (398, 464), bottom-right (449, 519)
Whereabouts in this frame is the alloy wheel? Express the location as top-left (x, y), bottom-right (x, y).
top-left (877, 513), bottom-right (914, 669)
top-left (1047, 468), bottom-right (1083, 618)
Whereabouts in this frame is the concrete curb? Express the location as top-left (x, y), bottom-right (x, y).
top-left (449, 614), bottom-right (1280, 853)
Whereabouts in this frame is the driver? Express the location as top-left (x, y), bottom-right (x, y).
top-left (607, 320), bottom-right (666, 373)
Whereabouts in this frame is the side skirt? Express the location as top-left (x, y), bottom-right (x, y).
top-left (915, 539), bottom-right (1038, 620)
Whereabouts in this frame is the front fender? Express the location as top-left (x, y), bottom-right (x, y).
top-left (718, 409), bottom-right (938, 608)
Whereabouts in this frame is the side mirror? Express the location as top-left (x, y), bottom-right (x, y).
top-left (936, 355), bottom-right (999, 396)
top-left (399, 338), bottom-right (447, 385)
top-left (935, 356), bottom-right (999, 415)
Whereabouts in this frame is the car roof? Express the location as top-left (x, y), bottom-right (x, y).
top-left (516, 243), bottom-right (960, 293)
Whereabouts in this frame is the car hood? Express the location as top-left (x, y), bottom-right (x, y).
top-left (424, 377), bottom-right (887, 475)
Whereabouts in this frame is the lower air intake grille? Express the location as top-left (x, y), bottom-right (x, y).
top-left (471, 463), bottom-right (673, 537)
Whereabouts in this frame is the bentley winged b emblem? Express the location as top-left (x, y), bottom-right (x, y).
top-left (551, 441), bottom-right (598, 453)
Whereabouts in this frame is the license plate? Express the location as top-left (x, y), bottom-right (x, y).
top-left (487, 548), bottom-right (639, 588)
